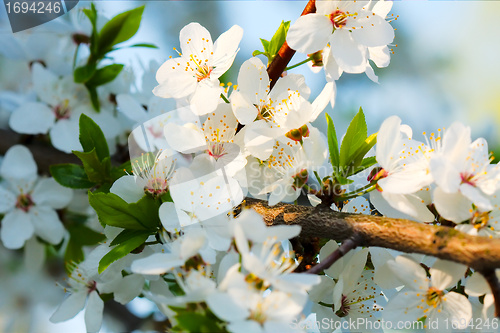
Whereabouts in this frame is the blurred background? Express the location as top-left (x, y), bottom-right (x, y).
top-left (1, 1), bottom-right (500, 332)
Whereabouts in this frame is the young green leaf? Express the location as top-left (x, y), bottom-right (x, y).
top-left (339, 107), bottom-right (367, 168)
top-left (268, 21), bottom-right (290, 57)
top-left (110, 229), bottom-right (151, 247)
top-left (128, 195), bottom-right (162, 231)
top-left (98, 231), bottom-right (150, 273)
top-left (74, 63), bottom-right (96, 83)
top-left (78, 114), bottom-right (110, 161)
top-left (97, 6), bottom-right (145, 56)
top-left (86, 64), bottom-right (124, 87)
top-left (326, 113), bottom-right (340, 175)
top-left (50, 164), bottom-right (96, 189)
top-left (88, 192), bottom-right (149, 230)
top-left (128, 43), bottom-right (158, 49)
top-left (72, 150), bottom-right (110, 183)
top-left (260, 38), bottom-right (270, 53)
top-left (344, 132), bottom-right (378, 177)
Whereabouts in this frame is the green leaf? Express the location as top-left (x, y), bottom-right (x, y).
top-left (174, 312), bottom-right (226, 333)
top-left (70, 224), bottom-right (107, 246)
top-left (268, 21), bottom-right (290, 57)
top-left (86, 85), bottom-right (100, 112)
top-left (74, 63), bottom-right (96, 83)
top-left (88, 192), bottom-right (149, 230)
top-left (86, 64), bottom-right (124, 87)
top-left (260, 38), bottom-right (270, 52)
top-left (252, 50), bottom-right (266, 57)
top-left (73, 150), bottom-right (110, 183)
top-left (97, 6), bottom-right (145, 55)
top-left (83, 4), bottom-right (97, 35)
top-left (345, 133), bottom-right (378, 177)
top-left (129, 195), bottom-right (161, 230)
top-left (326, 113), bottom-right (340, 175)
top-left (98, 232), bottom-right (149, 273)
top-left (64, 238), bottom-right (84, 272)
top-left (50, 164), bottom-right (96, 189)
top-left (339, 107), bottom-right (367, 168)
top-left (110, 229), bottom-right (150, 246)
top-left (127, 43), bottom-right (158, 49)
top-left (79, 114), bottom-right (110, 161)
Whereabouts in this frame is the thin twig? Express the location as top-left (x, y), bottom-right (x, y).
top-left (305, 234), bottom-right (362, 274)
top-left (266, 0), bottom-right (316, 89)
top-left (481, 269), bottom-right (500, 318)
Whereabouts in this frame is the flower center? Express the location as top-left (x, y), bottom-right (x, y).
top-left (16, 193), bottom-right (34, 212)
top-left (460, 172), bottom-right (476, 186)
top-left (471, 211), bottom-right (490, 230)
top-left (144, 177), bottom-right (169, 198)
top-left (426, 287), bottom-right (444, 307)
top-left (292, 169), bottom-right (309, 190)
top-left (53, 100), bottom-right (71, 120)
top-left (208, 142), bottom-right (227, 161)
top-left (329, 10), bottom-right (348, 29)
top-left (335, 294), bottom-right (351, 317)
top-left (195, 64), bottom-right (212, 82)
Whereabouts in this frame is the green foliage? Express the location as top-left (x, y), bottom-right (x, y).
top-left (50, 115), bottom-right (134, 192)
top-left (253, 21), bottom-right (290, 64)
top-left (170, 304), bottom-right (228, 332)
top-left (325, 108), bottom-right (378, 188)
top-left (50, 164), bottom-right (95, 189)
top-left (74, 5), bottom-right (155, 111)
top-left (326, 113), bottom-right (340, 177)
top-left (65, 223), bottom-right (106, 273)
top-left (88, 192), bottom-right (161, 231)
top-left (97, 6), bottom-right (145, 56)
top-left (98, 230), bottom-right (150, 273)
top-left (79, 113), bottom-right (110, 161)
top-left (339, 107), bottom-right (368, 167)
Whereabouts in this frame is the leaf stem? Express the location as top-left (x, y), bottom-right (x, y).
top-left (285, 56), bottom-right (314, 71)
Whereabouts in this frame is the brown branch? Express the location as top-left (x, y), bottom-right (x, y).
top-left (306, 235), bottom-right (361, 274)
top-left (243, 198), bottom-right (500, 273)
top-left (267, 0), bottom-right (316, 89)
top-left (481, 270), bottom-right (500, 318)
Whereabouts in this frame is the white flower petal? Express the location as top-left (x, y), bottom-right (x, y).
top-left (1, 144), bottom-right (37, 181)
top-left (50, 291), bottom-right (87, 323)
top-left (1, 209), bottom-right (34, 249)
top-left (330, 29), bottom-right (367, 73)
top-left (29, 206), bottom-right (65, 245)
top-left (85, 290), bottom-right (104, 333)
top-left (50, 119), bottom-right (83, 153)
top-left (287, 14), bottom-right (333, 54)
top-left (0, 186), bottom-right (16, 213)
top-left (131, 253), bottom-right (184, 275)
top-left (164, 123), bottom-right (206, 153)
top-left (387, 255), bottom-right (428, 290)
top-left (113, 275), bottom-right (145, 304)
top-left (350, 15), bottom-right (394, 47)
top-left (212, 25), bottom-right (243, 76)
top-left (9, 102), bottom-right (55, 134)
top-left (190, 83), bottom-right (221, 115)
top-left (31, 178), bottom-right (73, 209)
top-left (159, 202), bottom-right (181, 233)
top-left (110, 175), bottom-right (145, 204)
top-left (433, 187), bottom-right (472, 223)
top-left (206, 292), bottom-right (250, 322)
top-left (430, 259), bottom-right (467, 291)
top-left (465, 272), bottom-right (490, 296)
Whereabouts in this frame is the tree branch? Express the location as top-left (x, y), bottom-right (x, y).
top-left (267, 0), bottom-right (316, 89)
top-left (306, 235), bottom-right (361, 274)
top-left (243, 198), bottom-right (500, 273)
top-left (481, 270), bottom-right (500, 318)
